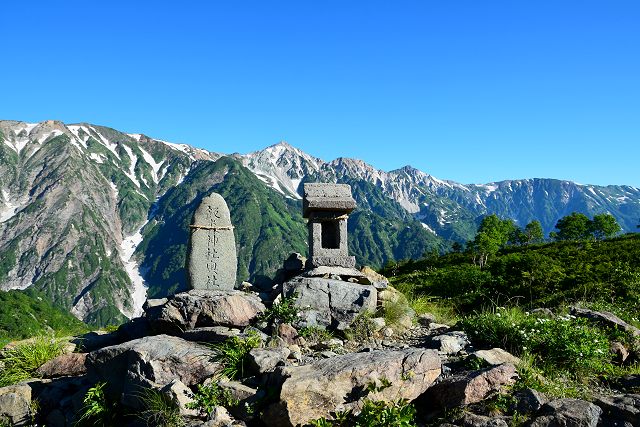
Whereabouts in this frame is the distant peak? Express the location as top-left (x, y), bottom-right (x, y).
top-left (269, 140), bottom-right (293, 149)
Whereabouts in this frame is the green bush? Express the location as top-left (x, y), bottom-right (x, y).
top-left (259, 293), bottom-right (299, 325)
top-left (298, 326), bottom-right (333, 343)
top-left (186, 383), bottom-right (238, 416)
top-left (75, 382), bottom-right (119, 426)
top-left (0, 336), bottom-right (64, 386)
top-left (210, 332), bottom-right (262, 379)
top-left (459, 308), bottom-right (612, 376)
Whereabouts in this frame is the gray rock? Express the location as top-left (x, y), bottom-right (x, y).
top-left (360, 266), bottom-right (389, 289)
top-left (462, 413), bottom-right (509, 427)
top-left (144, 289), bottom-right (265, 335)
top-left (266, 348), bottom-right (441, 427)
top-left (570, 307), bottom-right (640, 337)
top-left (370, 317), bottom-right (386, 332)
top-left (0, 384), bottom-right (32, 426)
top-left (248, 347), bottom-right (290, 375)
top-left (614, 375), bottom-right (640, 392)
top-left (161, 379), bottom-right (198, 417)
top-left (424, 364), bottom-right (518, 408)
top-left (187, 193), bottom-right (237, 290)
top-left (72, 330), bottom-right (120, 352)
top-left (594, 394), bottom-right (640, 425)
top-left (429, 331), bottom-right (470, 355)
top-left (283, 276), bottom-right (376, 329)
top-left (86, 335), bottom-right (219, 403)
top-left (512, 388), bottom-right (548, 413)
top-left (528, 398), bottom-right (602, 427)
top-left (472, 348), bottom-right (521, 366)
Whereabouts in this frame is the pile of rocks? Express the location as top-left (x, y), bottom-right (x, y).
top-left (2, 186), bottom-right (639, 426)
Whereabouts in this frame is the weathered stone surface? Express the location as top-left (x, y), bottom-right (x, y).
top-left (424, 364), bottom-right (518, 408)
top-left (613, 375), bottom-right (640, 392)
top-left (594, 394), bottom-right (640, 425)
top-left (283, 277), bottom-right (377, 329)
top-left (73, 330), bottom-right (120, 352)
top-left (145, 289), bottom-right (265, 335)
top-left (429, 331), bottom-right (470, 355)
top-left (303, 266), bottom-right (367, 281)
top-left (528, 398), bottom-right (602, 427)
top-left (0, 384), bottom-right (32, 426)
top-left (360, 266), bottom-right (389, 289)
top-left (302, 183), bottom-right (356, 216)
top-left (570, 307), bottom-right (640, 337)
top-left (86, 335), bottom-right (219, 402)
top-left (277, 323), bottom-right (298, 345)
top-left (161, 379), bottom-right (198, 417)
top-left (248, 347), bottom-right (290, 375)
top-left (266, 348), bottom-right (441, 427)
top-left (611, 341), bottom-right (630, 364)
top-left (472, 348), bottom-right (521, 366)
top-left (36, 352), bottom-right (87, 378)
top-left (187, 193), bottom-right (237, 290)
top-left (308, 255), bottom-right (356, 269)
top-left (181, 326), bottom-right (242, 343)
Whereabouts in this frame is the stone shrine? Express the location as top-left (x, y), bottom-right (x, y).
top-left (186, 193), bottom-right (237, 290)
top-left (303, 183), bottom-right (357, 268)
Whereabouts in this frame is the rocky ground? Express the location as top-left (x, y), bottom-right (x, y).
top-left (1, 261), bottom-right (639, 426)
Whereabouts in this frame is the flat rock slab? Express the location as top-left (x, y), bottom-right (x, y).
top-left (266, 348), bottom-right (441, 427)
top-left (144, 289), bottom-right (265, 335)
top-left (283, 277), bottom-right (377, 329)
top-left (302, 183), bottom-right (356, 217)
top-left (86, 335), bottom-right (219, 404)
top-left (472, 348), bottom-right (521, 366)
top-left (36, 353), bottom-right (88, 378)
top-left (187, 193), bottom-right (237, 290)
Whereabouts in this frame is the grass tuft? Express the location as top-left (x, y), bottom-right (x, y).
top-left (0, 336), bottom-right (64, 386)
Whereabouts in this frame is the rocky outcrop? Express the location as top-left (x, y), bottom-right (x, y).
top-left (594, 394), bottom-right (640, 425)
top-left (283, 277), bottom-right (377, 329)
top-left (35, 353), bottom-right (88, 378)
top-left (570, 307), bottom-right (640, 337)
top-left (85, 334), bottom-right (219, 403)
top-left (266, 348), bottom-right (441, 426)
top-left (144, 290), bottom-right (265, 335)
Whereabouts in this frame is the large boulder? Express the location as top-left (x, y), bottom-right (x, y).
top-left (594, 394), bottom-right (640, 425)
top-left (528, 398), bottom-right (602, 427)
top-left (570, 307), bottom-right (640, 337)
top-left (266, 348), bottom-right (441, 427)
top-left (85, 335), bottom-right (219, 404)
top-left (144, 290), bottom-right (265, 335)
top-left (0, 384), bottom-right (32, 426)
top-left (423, 364), bottom-right (518, 408)
top-left (283, 277), bottom-right (377, 329)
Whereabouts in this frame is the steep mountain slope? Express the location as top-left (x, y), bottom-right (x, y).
top-left (2, 121), bottom-right (639, 327)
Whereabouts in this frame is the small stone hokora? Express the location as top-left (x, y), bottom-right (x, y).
top-left (186, 193), bottom-right (237, 290)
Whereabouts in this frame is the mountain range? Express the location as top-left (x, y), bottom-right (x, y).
top-left (2, 120), bottom-right (639, 326)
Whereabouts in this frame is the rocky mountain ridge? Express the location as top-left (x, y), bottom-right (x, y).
top-left (1, 120), bottom-right (640, 326)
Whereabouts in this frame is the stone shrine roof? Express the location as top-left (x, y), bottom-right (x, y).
top-left (303, 183), bottom-right (356, 218)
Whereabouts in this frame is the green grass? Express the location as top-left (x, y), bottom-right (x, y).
top-left (209, 332), bottom-right (262, 380)
top-left (135, 387), bottom-right (184, 427)
top-left (186, 383), bottom-right (238, 416)
top-left (0, 336), bottom-right (65, 386)
top-left (298, 326), bottom-right (334, 343)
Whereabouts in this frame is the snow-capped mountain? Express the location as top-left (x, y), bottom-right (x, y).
top-left (2, 120), bottom-right (639, 326)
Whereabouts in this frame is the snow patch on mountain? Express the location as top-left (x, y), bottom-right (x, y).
top-left (89, 126), bottom-right (121, 160)
top-left (122, 145), bottom-right (141, 188)
top-left (0, 189), bottom-right (21, 223)
top-left (119, 227), bottom-right (148, 318)
top-left (139, 146), bottom-right (165, 183)
top-left (421, 222), bottom-right (437, 235)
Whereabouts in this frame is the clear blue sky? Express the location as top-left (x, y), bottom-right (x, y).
top-left (2, 1), bottom-right (639, 186)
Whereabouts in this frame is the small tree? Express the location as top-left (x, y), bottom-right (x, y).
top-left (553, 212), bottom-right (591, 241)
top-left (589, 213), bottom-right (621, 240)
top-left (524, 220), bottom-right (545, 244)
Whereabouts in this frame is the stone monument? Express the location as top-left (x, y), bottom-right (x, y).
top-left (186, 193), bottom-right (237, 290)
top-left (303, 183), bottom-right (357, 269)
